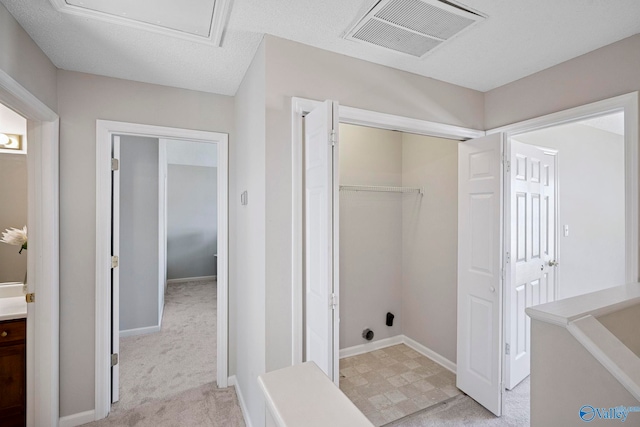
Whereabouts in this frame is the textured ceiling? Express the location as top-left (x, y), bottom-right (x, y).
top-left (2, 0), bottom-right (640, 96)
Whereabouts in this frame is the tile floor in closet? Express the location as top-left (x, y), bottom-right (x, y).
top-left (339, 344), bottom-right (461, 426)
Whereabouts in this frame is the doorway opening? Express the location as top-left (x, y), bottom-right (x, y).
top-left (109, 136), bottom-right (220, 413)
top-left (295, 92), bottom-right (638, 423)
top-left (503, 110), bottom-right (627, 392)
top-left (95, 121), bottom-right (229, 420)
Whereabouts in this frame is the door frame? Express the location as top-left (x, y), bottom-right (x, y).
top-left (95, 120), bottom-right (229, 420)
top-left (489, 91), bottom-right (640, 293)
top-left (0, 70), bottom-right (60, 426)
top-left (291, 97), bottom-right (485, 365)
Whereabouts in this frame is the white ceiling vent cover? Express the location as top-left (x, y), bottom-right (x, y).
top-left (345, 0), bottom-right (485, 58)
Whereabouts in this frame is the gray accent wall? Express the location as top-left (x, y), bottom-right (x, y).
top-left (119, 135), bottom-right (159, 332)
top-left (167, 164), bottom-right (217, 279)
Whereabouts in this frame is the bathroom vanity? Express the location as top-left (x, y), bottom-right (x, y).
top-left (0, 285), bottom-right (27, 427)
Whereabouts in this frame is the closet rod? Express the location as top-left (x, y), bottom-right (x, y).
top-left (339, 185), bottom-right (424, 195)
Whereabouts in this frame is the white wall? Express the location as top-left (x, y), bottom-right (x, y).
top-left (233, 40), bottom-right (266, 427)
top-left (167, 164), bottom-right (217, 279)
top-left (401, 133), bottom-right (459, 363)
top-left (57, 70), bottom-right (234, 417)
top-left (339, 124), bottom-right (403, 349)
top-left (119, 135), bottom-right (160, 332)
top-left (514, 123), bottom-right (625, 299)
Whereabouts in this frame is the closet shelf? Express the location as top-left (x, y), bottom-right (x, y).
top-left (339, 185), bottom-right (424, 195)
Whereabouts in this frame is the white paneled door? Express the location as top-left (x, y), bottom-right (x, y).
top-left (506, 141), bottom-right (557, 390)
top-left (457, 133), bottom-right (504, 416)
top-left (304, 100), bottom-right (340, 384)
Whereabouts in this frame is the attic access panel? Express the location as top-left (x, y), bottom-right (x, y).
top-left (345, 0), bottom-right (486, 58)
top-left (50, 0), bottom-right (232, 45)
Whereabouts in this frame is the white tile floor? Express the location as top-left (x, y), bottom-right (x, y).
top-left (339, 344), bottom-right (461, 426)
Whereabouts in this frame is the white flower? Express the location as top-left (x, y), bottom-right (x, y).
top-left (1, 226), bottom-right (28, 253)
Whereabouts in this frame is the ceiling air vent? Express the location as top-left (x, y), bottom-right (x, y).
top-left (344, 0), bottom-right (486, 58)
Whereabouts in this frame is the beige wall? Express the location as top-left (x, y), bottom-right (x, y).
top-left (0, 154), bottom-right (28, 283)
top-left (263, 35), bottom-right (484, 377)
top-left (597, 303), bottom-right (640, 358)
top-left (0, 2), bottom-right (57, 113)
top-left (0, 103), bottom-right (28, 283)
top-left (57, 70), bottom-right (234, 416)
top-left (485, 34), bottom-right (640, 129)
top-left (402, 133), bottom-right (458, 363)
top-left (531, 320), bottom-right (639, 426)
top-left (232, 40), bottom-right (266, 427)
top-left (514, 124), bottom-right (626, 300)
top-left (339, 124), bottom-right (403, 348)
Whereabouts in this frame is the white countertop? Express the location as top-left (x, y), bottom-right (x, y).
top-left (0, 296), bottom-right (27, 321)
top-left (0, 284), bottom-right (27, 321)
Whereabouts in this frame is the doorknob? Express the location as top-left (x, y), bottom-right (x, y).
top-left (547, 260), bottom-right (558, 267)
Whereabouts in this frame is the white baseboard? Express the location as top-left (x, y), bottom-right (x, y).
top-left (231, 376), bottom-right (253, 427)
top-left (59, 409), bottom-right (96, 427)
top-left (119, 325), bottom-right (160, 338)
top-left (339, 335), bottom-right (404, 359)
top-left (403, 335), bottom-right (457, 374)
top-left (228, 375), bottom-right (236, 386)
top-left (167, 275), bottom-right (216, 284)
top-left (339, 334), bottom-right (456, 374)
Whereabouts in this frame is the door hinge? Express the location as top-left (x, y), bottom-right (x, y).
top-left (25, 293), bottom-right (35, 303)
top-left (111, 158), bottom-right (119, 171)
top-left (503, 155), bottom-right (511, 173)
top-left (505, 343), bottom-right (510, 355)
top-left (111, 256), bottom-right (119, 268)
top-left (111, 353), bottom-right (119, 367)
top-left (330, 130), bottom-right (336, 147)
top-left (505, 252), bottom-right (510, 263)
top-left (330, 293), bottom-right (337, 310)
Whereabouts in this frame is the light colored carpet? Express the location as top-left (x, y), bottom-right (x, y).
top-left (113, 280), bottom-right (217, 413)
top-left (84, 382), bottom-right (245, 427)
top-left (388, 377), bottom-right (530, 427)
